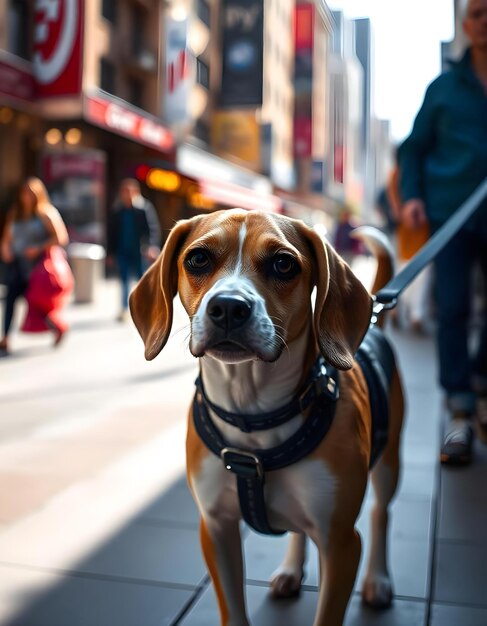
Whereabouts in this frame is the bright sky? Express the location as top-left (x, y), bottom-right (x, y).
top-left (328, 0), bottom-right (455, 141)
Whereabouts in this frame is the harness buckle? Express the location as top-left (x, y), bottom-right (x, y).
top-left (299, 365), bottom-right (339, 411)
top-left (221, 447), bottom-right (264, 481)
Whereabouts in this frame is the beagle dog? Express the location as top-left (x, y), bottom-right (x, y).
top-left (130, 209), bottom-right (404, 626)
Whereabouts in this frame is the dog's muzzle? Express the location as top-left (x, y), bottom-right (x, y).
top-left (207, 294), bottom-right (252, 332)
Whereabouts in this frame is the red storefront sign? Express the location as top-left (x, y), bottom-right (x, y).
top-left (33, 0), bottom-right (84, 98)
top-left (0, 53), bottom-right (35, 104)
top-left (294, 117), bottom-right (312, 159)
top-left (294, 3), bottom-right (314, 50)
top-left (84, 93), bottom-right (175, 152)
top-left (293, 3), bottom-right (314, 158)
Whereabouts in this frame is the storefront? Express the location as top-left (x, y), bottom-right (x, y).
top-left (35, 90), bottom-right (176, 245)
top-left (176, 143), bottom-right (282, 214)
top-left (0, 51), bottom-right (41, 217)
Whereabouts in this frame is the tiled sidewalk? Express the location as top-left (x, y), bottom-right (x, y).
top-left (1, 280), bottom-right (486, 625)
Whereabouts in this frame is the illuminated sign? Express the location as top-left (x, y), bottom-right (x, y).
top-left (84, 93), bottom-right (174, 152)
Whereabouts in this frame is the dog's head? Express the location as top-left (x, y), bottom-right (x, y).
top-left (129, 209), bottom-right (371, 370)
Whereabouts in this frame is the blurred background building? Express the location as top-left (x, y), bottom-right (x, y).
top-left (4, 0), bottom-right (458, 255)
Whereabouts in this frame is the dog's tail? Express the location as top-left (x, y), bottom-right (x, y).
top-left (350, 226), bottom-right (395, 328)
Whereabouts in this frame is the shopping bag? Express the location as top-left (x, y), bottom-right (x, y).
top-left (21, 247), bottom-right (74, 333)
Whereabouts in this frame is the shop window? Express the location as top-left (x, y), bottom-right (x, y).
top-left (196, 57), bottom-right (209, 89)
top-left (100, 58), bottom-right (116, 95)
top-left (194, 119), bottom-right (210, 145)
top-left (8, 0), bottom-right (30, 59)
top-left (131, 5), bottom-right (145, 57)
top-left (197, 0), bottom-right (210, 27)
top-left (102, 0), bottom-right (117, 24)
top-left (128, 78), bottom-right (144, 109)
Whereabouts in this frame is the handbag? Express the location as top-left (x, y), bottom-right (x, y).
top-left (396, 221), bottom-right (430, 261)
top-left (21, 246), bottom-right (74, 333)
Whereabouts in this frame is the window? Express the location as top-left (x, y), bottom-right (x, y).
top-left (197, 0), bottom-right (210, 27)
top-left (194, 119), bottom-right (210, 145)
top-left (101, 0), bottom-right (117, 24)
top-left (196, 57), bottom-right (209, 89)
top-left (132, 5), bottom-right (145, 57)
top-left (8, 0), bottom-right (30, 59)
top-left (128, 78), bottom-right (143, 109)
top-left (100, 58), bottom-right (116, 94)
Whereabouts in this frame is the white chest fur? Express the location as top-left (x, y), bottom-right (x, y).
top-left (192, 451), bottom-right (337, 536)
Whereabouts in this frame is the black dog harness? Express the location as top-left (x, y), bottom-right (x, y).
top-left (356, 325), bottom-right (396, 467)
top-left (192, 326), bottom-right (395, 536)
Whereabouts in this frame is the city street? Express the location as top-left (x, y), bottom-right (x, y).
top-left (1, 276), bottom-right (487, 625)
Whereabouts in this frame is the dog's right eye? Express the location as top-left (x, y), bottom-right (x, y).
top-left (185, 249), bottom-right (212, 273)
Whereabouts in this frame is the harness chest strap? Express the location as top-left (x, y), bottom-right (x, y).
top-left (192, 359), bottom-right (340, 535)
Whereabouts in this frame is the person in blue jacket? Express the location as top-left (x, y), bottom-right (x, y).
top-left (107, 179), bottom-right (161, 322)
top-left (398, 0), bottom-right (487, 465)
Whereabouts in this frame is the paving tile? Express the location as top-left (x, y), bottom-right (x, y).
top-left (430, 602), bottom-right (487, 626)
top-left (346, 594), bottom-right (426, 625)
top-left (434, 541), bottom-right (487, 606)
top-left (179, 582), bottom-right (426, 626)
top-left (440, 442), bottom-right (487, 502)
top-left (438, 490), bottom-right (487, 543)
top-left (402, 444), bottom-right (437, 469)
top-left (140, 477), bottom-right (199, 527)
top-left (179, 582), bottom-right (318, 626)
top-left (0, 564), bottom-right (193, 626)
top-left (74, 522), bottom-right (207, 587)
top-left (397, 465), bottom-right (435, 500)
top-left (402, 392), bottom-right (441, 432)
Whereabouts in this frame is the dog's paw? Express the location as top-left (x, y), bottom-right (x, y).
top-left (269, 568), bottom-right (302, 599)
top-left (361, 575), bottom-right (393, 609)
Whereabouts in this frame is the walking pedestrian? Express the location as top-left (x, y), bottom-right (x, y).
top-left (332, 207), bottom-right (364, 267)
top-left (107, 179), bottom-right (161, 322)
top-left (0, 177), bottom-right (70, 354)
top-left (397, 0), bottom-right (487, 464)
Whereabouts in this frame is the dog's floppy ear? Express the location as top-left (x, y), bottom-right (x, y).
top-left (305, 226), bottom-right (372, 370)
top-left (129, 218), bottom-right (195, 361)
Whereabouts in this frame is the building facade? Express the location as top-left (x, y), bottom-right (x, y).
top-left (1, 0), bottom-right (390, 252)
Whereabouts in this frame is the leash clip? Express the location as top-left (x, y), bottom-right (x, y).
top-left (299, 364), bottom-right (339, 411)
top-left (221, 447), bottom-right (264, 481)
top-left (371, 296), bottom-right (398, 325)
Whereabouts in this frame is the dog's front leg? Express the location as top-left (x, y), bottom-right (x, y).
top-left (312, 528), bottom-right (361, 626)
top-left (200, 517), bottom-right (250, 626)
top-left (270, 532), bottom-right (306, 598)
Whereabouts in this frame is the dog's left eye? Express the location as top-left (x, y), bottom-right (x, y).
top-left (271, 254), bottom-right (299, 279)
top-left (185, 249), bottom-right (212, 273)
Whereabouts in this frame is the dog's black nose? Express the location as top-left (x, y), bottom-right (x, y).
top-left (207, 294), bottom-right (252, 331)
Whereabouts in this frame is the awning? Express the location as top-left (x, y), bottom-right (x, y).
top-left (199, 179), bottom-right (282, 213)
top-left (83, 91), bottom-right (175, 153)
top-left (0, 50), bottom-right (35, 112)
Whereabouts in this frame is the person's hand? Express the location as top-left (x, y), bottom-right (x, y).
top-left (401, 199), bottom-right (427, 229)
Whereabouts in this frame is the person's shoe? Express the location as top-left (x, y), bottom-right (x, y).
top-left (476, 396), bottom-right (487, 444)
top-left (0, 338), bottom-right (9, 355)
top-left (53, 329), bottom-right (66, 348)
top-left (440, 413), bottom-right (474, 465)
